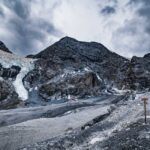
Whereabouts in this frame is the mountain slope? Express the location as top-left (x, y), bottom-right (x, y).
top-left (32, 37), bottom-right (128, 83)
top-left (24, 37), bottom-right (129, 104)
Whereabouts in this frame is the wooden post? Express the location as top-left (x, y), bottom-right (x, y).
top-left (141, 97), bottom-right (148, 124)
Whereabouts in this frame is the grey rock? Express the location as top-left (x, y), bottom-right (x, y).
top-left (0, 79), bottom-right (20, 109)
top-left (0, 64), bottom-right (21, 79)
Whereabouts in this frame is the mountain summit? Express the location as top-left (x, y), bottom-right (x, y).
top-left (33, 36), bottom-right (124, 61)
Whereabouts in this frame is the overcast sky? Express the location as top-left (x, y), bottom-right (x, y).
top-left (0, 0), bottom-right (150, 57)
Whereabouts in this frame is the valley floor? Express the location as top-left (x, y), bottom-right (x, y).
top-left (0, 92), bottom-right (149, 150)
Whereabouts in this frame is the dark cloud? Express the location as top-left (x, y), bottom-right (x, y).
top-left (130, 0), bottom-right (150, 19)
top-left (0, 0), bottom-right (149, 57)
top-left (129, 0), bottom-right (150, 54)
top-left (0, 6), bottom-right (4, 17)
top-left (8, 19), bottom-right (45, 55)
top-left (36, 20), bottom-right (58, 35)
top-left (8, 17), bottom-right (60, 55)
top-left (101, 6), bottom-right (115, 15)
top-left (129, 0), bottom-right (150, 18)
top-left (113, 19), bottom-right (148, 52)
top-left (137, 1), bottom-right (150, 29)
top-left (139, 6), bottom-right (150, 34)
top-left (0, 0), bottom-right (62, 55)
top-left (3, 0), bottom-right (30, 19)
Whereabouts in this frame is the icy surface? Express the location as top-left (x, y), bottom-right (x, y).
top-left (0, 50), bottom-right (35, 100)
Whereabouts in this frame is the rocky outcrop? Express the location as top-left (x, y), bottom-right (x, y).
top-left (0, 79), bottom-right (20, 109)
top-left (39, 70), bottom-right (104, 100)
top-left (0, 64), bottom-right (21, 79)
top-left (121, 54), bottom-right (150, 90)
top-left (0, 41), bottom-right (12, 53)
top-left (132, 54), bottom-right (150, 89)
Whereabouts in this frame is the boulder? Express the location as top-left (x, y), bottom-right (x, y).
top-left (0, 79), bottom-right (20, 109)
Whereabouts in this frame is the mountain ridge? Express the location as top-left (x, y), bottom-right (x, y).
top-left (0, 37), bottom-right (149, 108)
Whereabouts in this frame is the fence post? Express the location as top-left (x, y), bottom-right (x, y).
top-left (141, 97), bottom-right (148, 124)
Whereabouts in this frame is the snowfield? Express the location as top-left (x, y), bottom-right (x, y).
top-left (0, 50), bottom-right (35, 100)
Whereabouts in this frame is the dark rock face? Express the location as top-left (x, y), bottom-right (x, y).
top-left (0, 79), bottom-right (20, 109)
top-left (33, 37), bottom-right (128, 84)
top-left (0, 41), bottom-right (12, 53)
top-left (112, 52), bottom-right (150, 90)
top-left (124, 54), bottom-right (150, 90)
top-left (39, 71), bottom-right (104, 100)
top-left (23, 37), bottom-right (150, 103)
top-left (23, 37), bottom-right (129, 102)
top-left (0, 64), bottom-right (21, 79)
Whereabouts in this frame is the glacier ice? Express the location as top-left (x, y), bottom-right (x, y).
top-left (0, 50), bottom-right (35, 101)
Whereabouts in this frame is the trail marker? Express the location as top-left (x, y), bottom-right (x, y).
top-left (141, 97), bottom-right (148, 124)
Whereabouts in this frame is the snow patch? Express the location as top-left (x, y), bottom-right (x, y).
top-left (34, 86), bottom-right (38, 90)
top-left (84, 67), bottom-right (92, 72)
top-left (112, 87), bottom-right (128, 95)
top-left (29, 88), bottom-right (33, 92)
top-left (96, 73), bottom-right (102, 82)
top-left (90, 137), bottom-right (104, 144)
top-left (0, 77), bottom-right (4, 81)
top-left (68, 95), bottom-right (71, 100)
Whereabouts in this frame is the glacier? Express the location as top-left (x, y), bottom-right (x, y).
top-left (0, 50), bottom-right (35, 100)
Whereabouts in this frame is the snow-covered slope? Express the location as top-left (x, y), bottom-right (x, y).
top-left (0, 50), bottom-right (35, 100)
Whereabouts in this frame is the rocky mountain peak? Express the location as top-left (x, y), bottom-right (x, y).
top-left (33, 37), bottom-right (126, 63)
top-left (144, 53), bottom-right (150, 59)
top-left (59, 36), bottom-right (77, 43)
top-left (57, 36), bottom-right (110, 53)
top-left (0, 41), bottom-right (12, 53)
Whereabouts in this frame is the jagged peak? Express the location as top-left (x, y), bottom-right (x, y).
top-left (33, 36), bottom-right (127, 61)
top-left (59, 36), bottom-right (77, 42)
top-left (143, 53), bottom-right (150, 59)
top-left (0, 41), bottom-right (12, 54)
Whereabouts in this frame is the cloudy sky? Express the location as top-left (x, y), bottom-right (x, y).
top-left (0, 0), bottom-right (150, 57)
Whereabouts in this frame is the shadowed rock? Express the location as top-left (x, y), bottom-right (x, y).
top-left (0, 41), bottom-right (12, 53)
